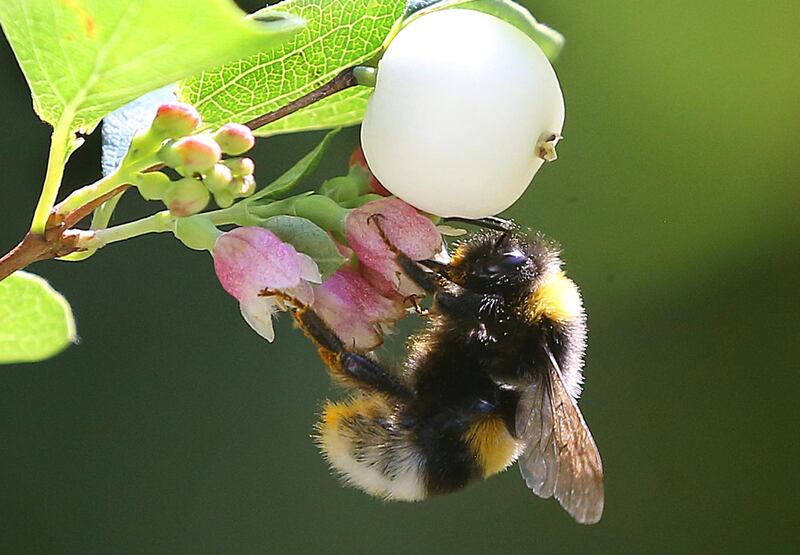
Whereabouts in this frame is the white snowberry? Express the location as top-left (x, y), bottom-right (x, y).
top-left (361, 9), bottom-right (565, 218)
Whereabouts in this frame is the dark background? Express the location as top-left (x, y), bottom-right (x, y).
top-left (2, 1), bottom-right (799, 553)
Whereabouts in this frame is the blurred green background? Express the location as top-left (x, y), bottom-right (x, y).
top-left (1, 0), bottom-right (798, 552)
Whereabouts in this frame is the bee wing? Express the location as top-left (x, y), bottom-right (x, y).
top-left (517, 344), bottom-right (604, 524)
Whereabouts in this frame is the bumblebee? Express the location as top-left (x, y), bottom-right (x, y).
top-left (292, 222), bottom-right (604, 524)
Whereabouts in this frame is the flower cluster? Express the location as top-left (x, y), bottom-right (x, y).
top-left (133, 103), bottom-right (257, 216)
top-left (212, 170), bottom-right (443, 350)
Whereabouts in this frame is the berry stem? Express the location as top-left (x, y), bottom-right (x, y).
top-left (243, 67), bottom-right (359, 131)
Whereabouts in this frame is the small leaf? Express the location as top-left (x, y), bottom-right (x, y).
top-left (180, 0), bottom-right (405, 136)
top-left (249, 129), bottom-right (340, 202)
top-left (260, 216), bottom-right (347, 279)
top-left (0, 271), bottom-right (76, 364)
top-left (404, 0), bottom-right (564, 60)
top-left (0, 0), bottom-right (304, 141)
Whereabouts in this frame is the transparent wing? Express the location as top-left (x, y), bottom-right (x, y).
top-left (516, 377), bottom-right (558, 498)
top-left (517, 343), bottom-right (604, 524)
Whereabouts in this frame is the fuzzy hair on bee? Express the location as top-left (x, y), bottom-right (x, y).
top-left (292, 225), bottom-right (604, 524)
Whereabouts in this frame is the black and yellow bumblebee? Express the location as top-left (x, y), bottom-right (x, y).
top-left (292, 220), bottom-right (604, 524)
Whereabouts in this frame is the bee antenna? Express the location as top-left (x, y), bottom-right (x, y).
top-left (443, 216), bottom-right (517, 232)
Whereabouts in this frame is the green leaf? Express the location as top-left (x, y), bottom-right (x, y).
top-left (404, 0), bottom-right (564, 60)
top-left (249, 129), bottom-right (340, 202)
top-left (0, 271), bottom-right (76, 364)
top-left (0, 0), bottom-right (303, 140)
top-left (260, 216), bottom-right (346, 279)
top-left (180, 0), bottom-right (405, 136)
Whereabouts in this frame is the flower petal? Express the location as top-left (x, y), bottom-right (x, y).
top-left (312, 268), bottom-right (406, 350)
top-left (239, 295), bottom-right (277, 342)
top-left (346, 198), bottom-right (442, 296)
top-left (297, 253), bottom-right (323, 284)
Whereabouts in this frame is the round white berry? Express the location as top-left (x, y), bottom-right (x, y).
top-left (361, 9), bottom-right (565, 218)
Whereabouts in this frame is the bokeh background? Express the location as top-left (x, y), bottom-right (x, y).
top-left (1, 0), bottom-right (798, 552)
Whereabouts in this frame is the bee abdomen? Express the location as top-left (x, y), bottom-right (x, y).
top-left (317, 396), bottom-right (427, 501)
top-left (318, 398), bottom-right (524, 500)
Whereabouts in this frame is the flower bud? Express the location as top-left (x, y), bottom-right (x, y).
top-left (162, 135), bottom-right (222, 174)
top-left (213, 123), bottom-right (256, 155)
top-left (203, 163), bottom-right (234, 192)
top-left (174, 215), bottom-right (222, 251)
top-left (231, 175), bottom-right (256, 198)
top-left (223, 157), bottom-right (255, 177)
top-left (163, 177), bottom-right (211, 217)
top-left (152, 103), bottom-right (202, 138)
top-left (213, 189), bottom-right (235, 208)
top-left (361, 10), bottom-right (565, 218)
top-left (136, 171), bottom-right (171, 200)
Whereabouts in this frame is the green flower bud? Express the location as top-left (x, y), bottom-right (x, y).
top-left (213, 189), bottom-right (235, 208)
top-left (126, 128), bottom-right (165, 162)
top-left (136, 171), bottom-right (171, 200)
top-left (203, 163), bottom-right (234, 192)
top-left (163, 177), bottom-right (210, 217)
top-left (223, 156), bottom-right (255, 177)
top-left (232, 175), bottom-right (256, 198)
top-left (174, 215), bottom-right (222, 251)
top-left (157, 139), bottom-right (181, 168)
top-left (320, 175), bottom-right (365, 203)
top-left (213, 123), bottom-right (255, 155)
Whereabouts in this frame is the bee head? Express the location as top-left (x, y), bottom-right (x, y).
top-left (445, 231), bottom-right (559, 294)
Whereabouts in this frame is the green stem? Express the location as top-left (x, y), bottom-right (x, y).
top-left (85, 204), bottom-right (247, 249)
top-left (55, 154), bottom-right (159, 217)
top-left (30, 118), bottom-right (73, 233)
top-left (90, 192), bottom-right (126, 230)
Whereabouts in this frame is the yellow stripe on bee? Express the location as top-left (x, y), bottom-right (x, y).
top-left (321, 397), bottom-right (379, 430)
top-left (465, 416), bottom-right (522, 478)
top-left (526, 271), bottom-right (582, 325)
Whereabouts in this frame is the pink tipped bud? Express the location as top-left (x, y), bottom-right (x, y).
top-left (349, 145), bottom-right (391, 196)
top-left (152, 103), bottom-right (202, 138)
top-left (213, 123), bottom-right (255, 155)
top-left (203, 163), bottom-right (234, 192)
top-left (223, 156), bottom-right (255, 177)
top-left (163, 177), bottom-right (211, 217)
top-left (167, 135), bottom-right (222, 173)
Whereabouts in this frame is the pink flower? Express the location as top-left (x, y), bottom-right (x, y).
top-left (312, 268), bottom-right (406, 351)
top-left (345, 197), bottom-right (443, 297)
top-left (214, 227), bottom-right (321, 341)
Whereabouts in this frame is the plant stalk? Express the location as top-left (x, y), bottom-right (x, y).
top-left (244, 67), bottom-right (359, 131)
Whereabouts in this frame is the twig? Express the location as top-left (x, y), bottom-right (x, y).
top-left (244, 68), bottom-right (358, 131)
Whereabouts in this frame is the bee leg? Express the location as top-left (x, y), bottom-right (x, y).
top-left (366, 212), bottom-right (442, 294)
top-left (395, 253), bottom-right (440, 295)
top-left (404, 294), bottom-right (430, 317)
top-left (442, 216), bottom-right (517, 232)
top-left (296, 307), bottom-right (415, 400)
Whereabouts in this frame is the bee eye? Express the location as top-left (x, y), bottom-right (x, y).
top-left (485, 250), bottom-right (528, 274)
